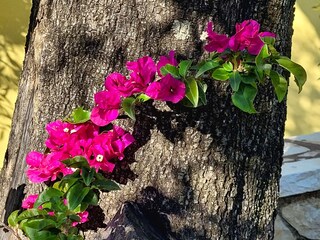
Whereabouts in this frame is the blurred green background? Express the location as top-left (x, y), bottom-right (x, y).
top-left (0, 0), bottom-right (319, 167)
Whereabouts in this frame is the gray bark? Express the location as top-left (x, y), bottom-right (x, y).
top-left (0, 0), bottom-right (296, 239)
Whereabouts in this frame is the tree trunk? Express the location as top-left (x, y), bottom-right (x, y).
top-left (0, 0), bottom-right (295, 239)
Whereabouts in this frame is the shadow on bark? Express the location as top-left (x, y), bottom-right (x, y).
top-left (103, 186), bottom-right (213, 240)
top-left (3, 184), bottom-right (26, 225)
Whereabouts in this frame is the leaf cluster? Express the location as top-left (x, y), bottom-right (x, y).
top-left (121, 38), bottom-right (306, 116)
top-left (8, 156), bottom-right (120, 240)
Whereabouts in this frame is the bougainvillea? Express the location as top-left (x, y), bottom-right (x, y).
top-left (8, 20), bottom-right (306, 240)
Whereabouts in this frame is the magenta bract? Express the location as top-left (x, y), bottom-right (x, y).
top-left (126, 56), bottom-right (156, 93)
top-left (105, 72), bottom-right (134, 97)
top-left (26, 151), bottom-right (73, 183)
top-left (87, 126), bottom-right (134, 172)
top-left (21, 194), bottom-right (39, 209)
top-left (146, 75), bottom-right (186, 103)
top-left (157, 50), bottom-right (178, 76)
top-left (204, 22), bottom-right (229, 53)
top-left (206, 19), bottom-right (276, 55)
top-left (91, 90), bottom-right (121, 126)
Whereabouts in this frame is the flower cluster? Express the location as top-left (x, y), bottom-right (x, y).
top-left (91, 51), bottom-right (186, 126)
top-left (19, 108), bottom-right (134, 235)
top-left (21, 194), bottom-right (89, 227)
top-left (26, 121), bottom-right (134, 183)
top-left (204, 19), bottom-right (275, 55)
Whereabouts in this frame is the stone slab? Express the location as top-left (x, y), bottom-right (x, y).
top-left (274, 215), bottom-right (295, 240)
top-left (288, 132), bottom-right (320, 145)
top-left (280, 197), bottom-right (320, 239)
top-left (283, 142), bottom-right (309, 157)
top-left (280, 158), bottom-right (320, 197)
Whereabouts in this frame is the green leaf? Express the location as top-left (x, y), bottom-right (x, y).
top-left (16, 209), bottom-right (48, 222)
top-left (22, 225), bottom-right (59, 240)
top-left (81, 167), bottom-right (95, 186)
top-left (78, 203), bottom-right (89, 213)
top-left (66, 183), bottom-right (90, 210)
top-left (268, 44), bottom-right (280, 57)
top-left (160, 64), bottom-right (180, 79)
top-left (223, 62), bottom-right (233, 72)
top-left (94, 171), bottom-right (107, 181)
top-left (82, 189), bottom-right (99, 206)
top-left (241, 75), bottom-right (257, 87)
top-left (258, 44), bottom-right (270, 59)
top-left (178, 60), bottom-right (192, 78)
top-left (8, 210), bottom-right (19, 227)
top-left (231, 84), bottom-right (257, 114)
top-left (275, 56), bottom-right (307, 93)
top-left (68, 214), bottom-right (81, 223)
top-left (62, 156), bottom-right (90, 169)
top-left (255, 44), bottom-right (270, 72)
top-left (55, 177), bottom-right (79, 193)
top-left (262, 36), bottom-right (275, 46)
top-left (57, 233), bottom-right (68, 240)
top-left (195, 60), bottom-right (219, 78)
top-left (48, 197), bottom-right (68, 213)
top-left (184, 78), bottom-right (199, 107)
top-left (212, 68), bottom-right (230, 81)
top-left (93, 179), bottom-right (120, 192)
top-left (34, 188), bottom-right (64, 208)
top-left (121, 97), bottom-right (136, 120)
top-left (136, 94), bottom-right (150, 102)
top-left (21, 218), bottom-right (57, 230)
top-left (254, 67), bottom-right (264, 83)
top-left (54, 212), bottom-right (68, 225)
top-left (62, 169), bottom-right (81, 180)
top-left (269, 70), bottom-right (288, 102)
top-left (65, 107), bottom-right (91, 124)
top-left (197, 81), bottom-right (207, 106)
top-left (229, 71), bottom-right (242, 92)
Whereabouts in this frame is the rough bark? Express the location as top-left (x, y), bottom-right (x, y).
top-left (0, 0), bottom-right (296, 239)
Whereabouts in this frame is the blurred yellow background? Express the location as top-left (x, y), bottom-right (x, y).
top-left (0, 0), bottom-right (31, 166)
top-left (0, 0), bottom-right (319, 167)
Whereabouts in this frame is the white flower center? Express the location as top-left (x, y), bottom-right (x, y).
top-left (63, 128), bottom-right (69, 133)
top-left (96, 154), bottom-right (104, 162)
top-left (70, 129), bottom-right (77, 134)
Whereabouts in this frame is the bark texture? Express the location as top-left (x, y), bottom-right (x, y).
top-left (0, 0), bottom-right (296, 239)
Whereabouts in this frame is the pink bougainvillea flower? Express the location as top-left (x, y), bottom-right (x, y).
top-left (229, 19), bottom-right (276, 55)
top-left (22, 194), bottom-right (39, 209)
top-left (26, 151), bottom-right (73, 183)
top-left (146, 75), bottom-right (186, 103)
top-left (48, 211), bottom-right (55, 216)
top-left (109, 125), bottom-right (135, 160)
top-left (45, 120), bottom-right (77, 151)
top-left (126, 56), bottom-right (156, 93)
top-left (72, 211), bottom-right (89, 227)
top-left (63, 122), bottom-right (99, 157)
top-left (26, 151), bottom-right (51, 183)
top-left (45, 120), bottom-right (99, 155)
top-left (104, 72), bottom-right (134, 97)
top-left (204, 22), bottom-right (230, 53)
top-left (157, 50), bottom-right (178, 76)
top-left (90, 90), bottom-right (121, 126)
top-left (229, 20), bottom-right (261, 52)
top-left (86, 126), bottom-right (134, 172)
